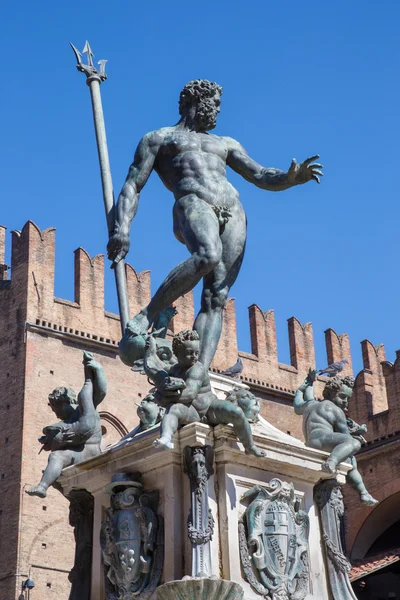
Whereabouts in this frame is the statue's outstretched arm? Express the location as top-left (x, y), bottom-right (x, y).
top-left (107, 130), bottom-right (163, 264)
top-left (224, 137), bottom-right (323, 192)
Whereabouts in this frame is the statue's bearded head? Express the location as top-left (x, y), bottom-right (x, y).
top-left (48, 386), bottom-right (78, 418)
top-left (179, 79), bottom-right (223, 132)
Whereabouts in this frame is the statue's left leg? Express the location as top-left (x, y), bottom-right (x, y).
top-left (346, 455), bottom-right (378, 506)
top-left (207, 400), bottom-right (265, 457)
top-left (153, 404), bottom-right (200, 450)
top-left (26, 450), bottom-right (71, 498)
top-left (195, 204), bottom-right (247, 370)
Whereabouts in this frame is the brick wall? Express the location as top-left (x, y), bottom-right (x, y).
top-left (0, 219), bottom-right (399, 598)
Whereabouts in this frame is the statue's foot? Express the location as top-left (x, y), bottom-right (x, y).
top-left (25, 484), bottom-right (47, 498)
top-left (321, 459), bottom-right (337, 475)
top-left (153, 437), bottom-right (174, 450)
top-left (360, 493), bottom-right (378, 506)
top-left (245, 445), bottom-right (266, 458)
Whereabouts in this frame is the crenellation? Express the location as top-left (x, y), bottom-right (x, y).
top-left (288, 316), bottom-right (316, 372)
top-left (212, 297), bottom-right (238, 370)
top-left (359, 339), bottom-right (388, 417)
top-left (74, 248), bottom-right (105, 317)
top-left (248, 304), bottom-right (278, 365)
top-left (0, 224), bottom-right (8, 281)
top-left (125, 263), bottom-right (151, 318)
top-left (324, 328), bottom-right (353, 376)
top-left (170, 291), bottom-right (195, 333)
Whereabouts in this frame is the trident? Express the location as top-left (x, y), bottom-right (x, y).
top-left (70, 41), bottom-right (129, 333)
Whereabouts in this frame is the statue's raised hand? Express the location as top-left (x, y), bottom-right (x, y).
top-left (107, 230), bottom-right (130, 265)
top-left (305, 367), bottom-right (318, 385)
top-left (287, 155), bottom-right (323, 185)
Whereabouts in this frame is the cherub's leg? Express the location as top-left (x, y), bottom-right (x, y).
top-left (309, 432), bottom-right (361, 474)
top-left (346, 455), bottom-right (378, 506)
top-left (153, 404), bottom-right (200, 450)
top-left (26, 451), bottom-right (71, 498)
top-left (207, 400), bottom-right (265, 457)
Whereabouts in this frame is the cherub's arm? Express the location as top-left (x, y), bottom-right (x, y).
top-left (332, 406), bottom-right (350, 434)
top-left (294, 368), bottom-right (317, 415)
top-left (179, 363), bottom-right (205, 405)
top-left (79, 352), bottom-right (107, 413)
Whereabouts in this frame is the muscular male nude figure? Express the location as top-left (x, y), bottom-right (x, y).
top-left (107, 79), bottom-right (323, 369)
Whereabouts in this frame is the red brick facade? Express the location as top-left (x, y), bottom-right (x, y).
top-left (0, 220), bottom-right (397, 598)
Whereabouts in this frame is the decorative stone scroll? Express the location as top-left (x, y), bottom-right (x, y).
top-left (183, 445), bottom-right (215, 578)
top-left (100, 472), bottom-right (164, 600)
top-left (239, 479), bottom-right (310, 600)
top-left (314, 480), bottom-right (357, 600)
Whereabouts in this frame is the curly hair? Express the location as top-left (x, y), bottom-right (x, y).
top-left (323, 375), bottom-right (355, 400)
top-left (172, 329), bottom-right (200, 354)
top-left (179, 79), bottom-right (223, 115)
top-left (48, 386), bottom-right (78, 406)
top-left (226, 388), bottom-right (260, 422)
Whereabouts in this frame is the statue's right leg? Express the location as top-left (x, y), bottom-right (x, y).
top-left (346, 455), bottom-right (378, 505)
top-left (26, 451), bottom-right (70, 498)
top-left (153, 403), bottom-right (200, 450)
top-left (132, 198), bottom-right (222, 330)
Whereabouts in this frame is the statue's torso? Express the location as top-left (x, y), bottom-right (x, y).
top-left (303, 399), bottom-right (344, 444)
top-left (154, 127), bottom-right (240, 207)
top-left (169, 361), bottom-right (213, 414)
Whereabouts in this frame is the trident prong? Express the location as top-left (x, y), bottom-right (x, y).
top-left (98, 59), bottom-right (108, 78)
top-left (70, 43), bottom-right (82, 66)
top-left (82, 40), bottom-right (94, 67)
top-left (70, 40), bottom-right (107, 83)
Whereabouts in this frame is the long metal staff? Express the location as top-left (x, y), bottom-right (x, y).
top-left (70, 41), bottom-right (129, 334)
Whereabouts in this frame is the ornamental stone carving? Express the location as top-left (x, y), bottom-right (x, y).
top-left (183, 445), bottom-right (215, 577)
top-left (239, 479), bottom-right (310, 600)
top-left (100, 473), bottom-right (164, 600)
top-left (314, 480), bottom-right (357, 600)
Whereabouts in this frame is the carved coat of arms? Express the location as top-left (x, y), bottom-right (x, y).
top-left (239, 479), bottom-right (310, 600)
top-left (100, 473), bottom-right (164, 600)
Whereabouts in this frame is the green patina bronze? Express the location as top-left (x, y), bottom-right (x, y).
top-left (294, 368), bottom-right (378, 506)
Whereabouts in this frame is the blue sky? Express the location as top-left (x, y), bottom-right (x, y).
top-left (1, 1), bottom-right (399, 374)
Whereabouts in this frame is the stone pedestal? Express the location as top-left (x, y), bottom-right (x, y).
top-left (59, 376), bottom-right (350, 600)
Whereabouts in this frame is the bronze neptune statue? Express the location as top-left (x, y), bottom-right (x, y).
top-left (108, 80), bottom-right (323, 369)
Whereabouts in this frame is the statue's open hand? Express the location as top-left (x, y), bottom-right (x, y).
top-left (107, 230), bottom-right (130, 265)
top-left (305, 367), bottom-right (318, 385)
top-left (287, 155), bottom-right (323, 185)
